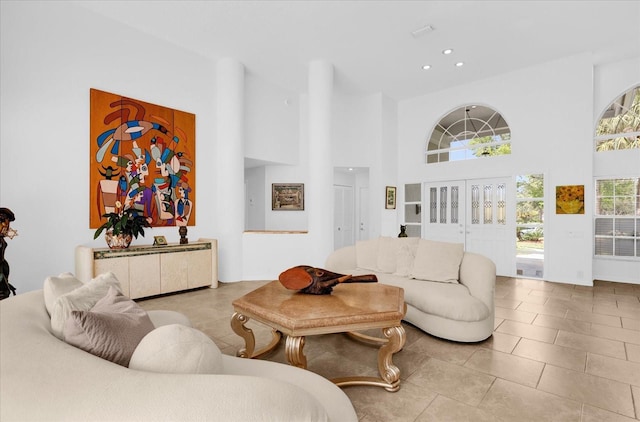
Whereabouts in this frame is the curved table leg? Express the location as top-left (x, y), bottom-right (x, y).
top-left (231, 312), bottom-right (255, 358)
top-left (285, 335), bottom-right (307, 369)
top-left (231, 312), bottom-right (282, 359)
top-left (378, 325), bottom-right (406, 392)
top-left (332, 325), bottom-right (406, 392)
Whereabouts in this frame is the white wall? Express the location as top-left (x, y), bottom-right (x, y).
top-left (245, 73), bottom-right (299, 164)
top-left (398, 54), bottom-right (596, 285)
top-left (241, 92), bottom-right (397, 279)
top-left (264, 164), bottom-right (308, 230)
top-left (332, 92), bottom-right (400, 239)
top-left (0, 2), bottom-right (218, 292)
top-left (381, 94), bottom-right (400, 236)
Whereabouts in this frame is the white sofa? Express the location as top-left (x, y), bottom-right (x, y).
top-left (325, 237), bottom-right (496, 342)
top-left (0, 284), bottom-right (357, 421)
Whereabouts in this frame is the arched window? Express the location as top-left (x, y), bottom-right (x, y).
top-left (594, 84), bottom-right (640, 259)
top-left (595, 85), bottom-right (640, 151)
top-left (426, 105), bottom-right (511, 164)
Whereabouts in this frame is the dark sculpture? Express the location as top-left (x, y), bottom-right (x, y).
top-left (278, 265), bottom-right (377, 295)
top-left (179, 226), bottom-right (188, 244)
top-left (0, 207), bottom-right (17, 299)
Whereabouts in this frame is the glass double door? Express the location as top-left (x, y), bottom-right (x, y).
top-left (424, 178), bottom-right (515, 276)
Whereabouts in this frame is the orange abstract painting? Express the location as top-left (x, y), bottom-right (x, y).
top-left (90, 89), bottom-right (196, 228)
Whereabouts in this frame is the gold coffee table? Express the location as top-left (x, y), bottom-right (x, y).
top-left (231, 280), bottom-right (406, 392)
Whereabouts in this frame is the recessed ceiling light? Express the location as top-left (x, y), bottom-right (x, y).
top-left (422, 64), bottom-right (432, 70)
top-left (442, 49), bottom-right (453, 55)
top-left (348, 168), bottom-right (353, 171)
top-left (455, 62), bottom-right (464, 67)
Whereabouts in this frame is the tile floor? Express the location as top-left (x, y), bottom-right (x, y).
top-left (138, 277), bottom-right (640, 421)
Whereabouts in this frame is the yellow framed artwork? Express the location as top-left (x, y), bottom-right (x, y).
top-left (556, 185), bottom-right (584, 214)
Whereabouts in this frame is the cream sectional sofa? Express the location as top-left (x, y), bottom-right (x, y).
top-left (0, 274), bottom-right (357, 422)
top-left (325, 237), bottom-right (496, 342)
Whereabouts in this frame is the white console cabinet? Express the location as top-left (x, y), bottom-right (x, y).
top-left (75, 238), bottom-right (218, 299)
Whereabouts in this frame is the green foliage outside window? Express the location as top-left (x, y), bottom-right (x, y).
top-left (516, 174), bottom-right (544, 224)
top-left (596, 86), bottom-right (640, 151)
top-left (595, 178), bottom-right (639, 216)
top-left (470, 134), bottom-right (512, 157)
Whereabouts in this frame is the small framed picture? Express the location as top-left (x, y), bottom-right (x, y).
top-left (556, 185), bottom-right (585, 214)
top-left (153, 235), bottom-right (168, 246)
top-left (385, 186), bottom-right (397, 209)
top-left (272, 183), bottom-right (305, 210)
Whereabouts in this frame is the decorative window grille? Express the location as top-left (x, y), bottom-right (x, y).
top-left (429, 187), bottom-right (437, 223)
top-left (483, 185), bottom-right (493, 224)
top-left (497, 183), bottom-right (506, 225)
top-left (426, 105), bottom-right (511, 163)
top-left (451, 186), bottom-right (459, 224)
top-left (594, 178), bottom-right (640, 258)
top-left (595, 85), bottom-right (640, 152)
top-left (440, 187), bottom-right (448, 223)
top-left (471, 185), bottom-right (480, 224)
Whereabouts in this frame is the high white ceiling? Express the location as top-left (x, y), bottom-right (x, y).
top-left (78, 0), bottom-right (640, 101)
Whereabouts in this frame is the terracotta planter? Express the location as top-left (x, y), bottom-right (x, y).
top-left (105, 230), bottom-right (133, 249)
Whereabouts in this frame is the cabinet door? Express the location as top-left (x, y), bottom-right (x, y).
top-left (129, 254), bottom-right (161, 299)
top-left (187, 249), bottom-right (213, 289)
top-left (161, 251), bottom-right (189, 294)
top-left (95, 257), bottom-right (130, 298)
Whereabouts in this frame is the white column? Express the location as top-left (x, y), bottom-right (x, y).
top-left (307, 60), bottom-right (334, 259)
top-left (216, 58), bottom-right (244, 281)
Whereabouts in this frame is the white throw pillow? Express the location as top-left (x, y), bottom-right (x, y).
top-left (43, 273), bottom-right (83, 316)
top-left (410, 239), bottom-right (464, 283)
top-left (377, 237), bottom-right (419, 274)
top-left (129, 324), bottom-right (223, 374)
top-left (376, 237), bottom-right (397, 273)
top-left (50, 272), bottom-right (122, 339)
top-left (63, 286), bottom-right (154, 367)
top-left (355, 238), bottom-right (380, 271)
top-left (394, 243), bottom-right (417, 277)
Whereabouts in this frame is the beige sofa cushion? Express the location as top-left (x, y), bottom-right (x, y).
top-left (50, 272), bottom-right (123, 339)
top-left (43, 273), bottom-right (83, 315)
top-left (356, 238), bottom-right (379, 271)
top-left (410, 239), bottom-right (464, 283)
top-left (378, 274), bottom-right (490, 322)
top-left (130, 324), bottom-right (223, 374)
top-left (376, 237), bottom-right (419, 274)
top-left (63, 286), bottom-right (154, 367)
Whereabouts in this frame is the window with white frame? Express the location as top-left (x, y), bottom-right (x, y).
top-left (594, 178), bottom-right (640, 258)
top-left (595, 85), bottom-right (640, 151)
top-left (594, 85), bottom-right (640, 259)
top-left (426, 105), bottom-right (511, 164)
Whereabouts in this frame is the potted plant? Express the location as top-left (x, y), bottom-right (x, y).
top-left (94, 201), bottom-right (151, 249)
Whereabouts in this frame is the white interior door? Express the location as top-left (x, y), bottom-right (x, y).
top-left (465, 177), bottom-right (515, 276)
top-left (424, 178), bottom-right (514, 276)
top-left (334, 185), bottom-right (355, 250)
top-left (423, 181), bottom-right (466, 244)
top-left (358, 187), bottom-right (369, 240)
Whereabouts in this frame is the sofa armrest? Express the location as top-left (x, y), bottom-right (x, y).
top-left (324, 245), bottom-right (357, 273)
top-left (459, 252), bottom-right (496, 310)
